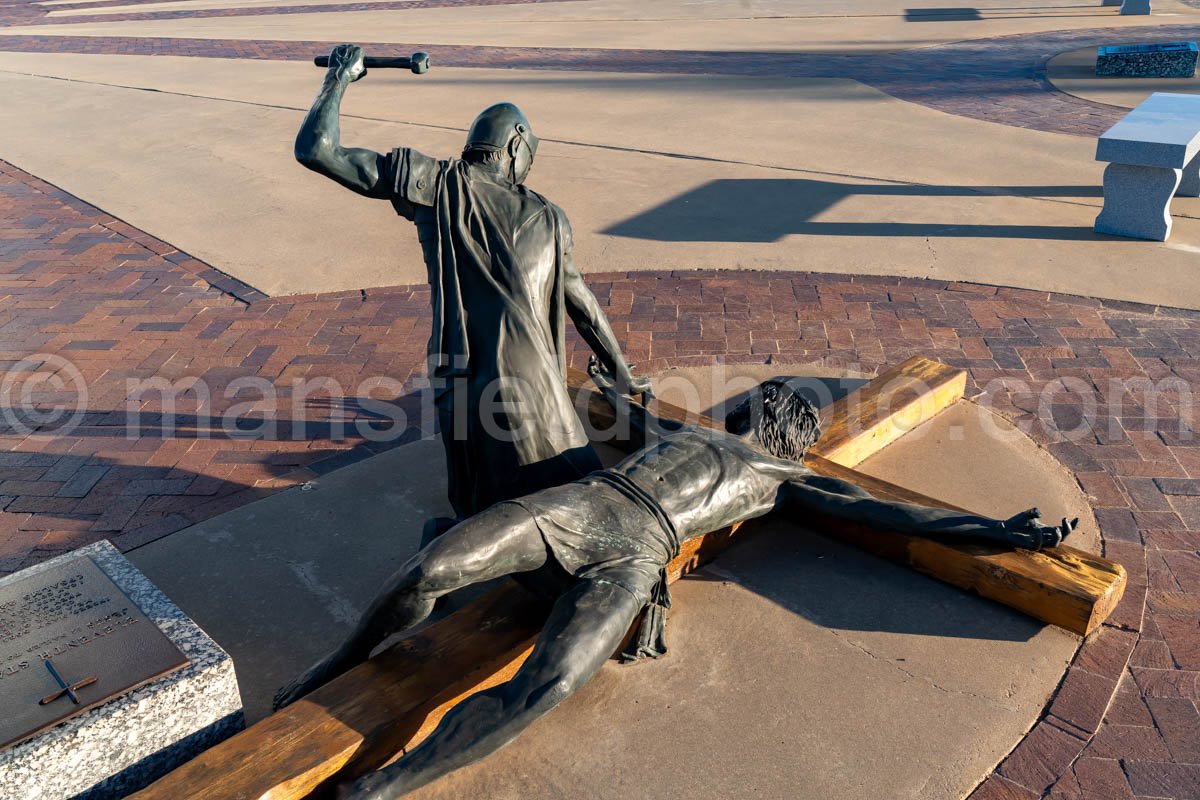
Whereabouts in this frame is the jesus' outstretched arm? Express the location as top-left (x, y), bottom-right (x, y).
top-left (780, 474), bottom-right (1078, 551)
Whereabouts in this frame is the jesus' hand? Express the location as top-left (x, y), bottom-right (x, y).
top-left (999, 508), bottom-right (1077, 550)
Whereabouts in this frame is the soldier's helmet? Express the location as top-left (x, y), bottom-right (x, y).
top-left (465, 102), bottom-right (539, 160)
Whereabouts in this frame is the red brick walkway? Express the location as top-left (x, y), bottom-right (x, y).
top-left (0, 158), bottom-right (432, 569)
top-left (0, 157), bottom-right (1198, 796)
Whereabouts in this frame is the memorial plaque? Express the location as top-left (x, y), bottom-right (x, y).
top-left (1097, 42), bottom-right (1198, 78)
top-left (0, 555), bottom-right (189, 750)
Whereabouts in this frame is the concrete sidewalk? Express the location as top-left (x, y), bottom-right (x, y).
top-left (1, 53), bottom-right (1196, 304)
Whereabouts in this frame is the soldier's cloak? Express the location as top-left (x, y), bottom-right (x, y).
top-left (389, 148), bottom-right (600, 515)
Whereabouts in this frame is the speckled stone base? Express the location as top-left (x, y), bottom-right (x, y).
top-left (1097, 43), bottom-right (1198, 76)
top-left (1095, 161), bottom-right (1181, 241)
top-left (0, 541), bottom-right (244, 800)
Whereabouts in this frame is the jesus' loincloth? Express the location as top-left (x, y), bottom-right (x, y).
top-left (503, 469), bottom-right (682, 661)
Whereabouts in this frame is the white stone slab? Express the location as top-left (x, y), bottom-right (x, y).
top-left (1096, 92), bottom-right (1200, 169)
top-left (0, 541), bottom-right (243, 800)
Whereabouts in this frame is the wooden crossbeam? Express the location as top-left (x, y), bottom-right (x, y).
top-left (808, 356), bottom-right (968, 467)
top-left (131, 585), bottom-right (548, 800)
top-left (131, 357), bottom-right (1124, 800)
top-left (800, 455), bottom-right (1125, 636)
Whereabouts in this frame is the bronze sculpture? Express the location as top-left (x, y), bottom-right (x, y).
top-left (275, 363), bottom-right (1077, 800)
top-left (295, 44), bottom-right (650, 523)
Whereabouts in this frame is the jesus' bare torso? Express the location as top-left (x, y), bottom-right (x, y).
top-left (607, 428), bottom-right (803, 539)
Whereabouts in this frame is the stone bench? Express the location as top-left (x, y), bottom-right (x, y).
top-left (1094, 92), bottom-right (1200, 241)
top-left (1101, 0), bottom-right (1150, 14)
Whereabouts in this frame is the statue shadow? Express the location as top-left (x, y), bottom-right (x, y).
top-left (0, 448), bottom-right (259, 575)
top-left (700, 375), bottom-right (870, 421)
top-left (687, 525), bottom-right (1043, 643)
top-left (602, 178), bottom-right (1107, 243)
top-left (0, 392), bottom-right (430, 574)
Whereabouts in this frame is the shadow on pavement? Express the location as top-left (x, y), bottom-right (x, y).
top-left (603, 178), bottom-right (1107, 243)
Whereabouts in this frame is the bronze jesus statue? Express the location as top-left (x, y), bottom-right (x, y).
top-left (275, 365), bottom-right (1077, 799)
top-left (296, 44), bottom-right (650, 523)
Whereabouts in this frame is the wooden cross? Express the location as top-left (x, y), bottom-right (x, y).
top-left (130, 357), bottom-right (1126, 800)
top-left (38, 659), bottom-right (98, 706)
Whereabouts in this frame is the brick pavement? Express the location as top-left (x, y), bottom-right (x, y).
top-left (0, 156), bottom-right (1198, 796)
top-left (0, 157), bottom-right (432, 572)
top-left (1, 25), bottom-right (1196, 136)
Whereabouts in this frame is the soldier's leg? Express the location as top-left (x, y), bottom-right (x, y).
top-left (274, 503), bottom-right (548, 710)
top-left (338, 580), bottom-right (644, 800)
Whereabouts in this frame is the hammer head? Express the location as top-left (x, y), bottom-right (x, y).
top-left (410, 52), bottom-right (430, 74)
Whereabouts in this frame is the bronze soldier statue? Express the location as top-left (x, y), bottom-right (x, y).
top-left (275, 364), bottom-right (1077, 800)
top-left (296, 44), bottom-right (651, 522)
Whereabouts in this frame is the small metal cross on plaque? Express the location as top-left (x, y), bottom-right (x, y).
top-left (38, 658), bottom-right (98, 707)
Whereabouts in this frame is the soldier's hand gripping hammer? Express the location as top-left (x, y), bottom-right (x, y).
top-left (314, 51), bottom-right (431, 73)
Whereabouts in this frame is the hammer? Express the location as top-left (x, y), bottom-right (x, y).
top-left (313, 51), bottom-right (430, 74)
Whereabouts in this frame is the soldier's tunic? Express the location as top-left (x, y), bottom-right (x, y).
top-left (386, 148), bottom-right (601, 518)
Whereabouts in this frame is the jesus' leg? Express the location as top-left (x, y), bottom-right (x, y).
top-left (273, 503), bottom-right (549, 710)
top-left (337, 580), bottom-right (644, 800)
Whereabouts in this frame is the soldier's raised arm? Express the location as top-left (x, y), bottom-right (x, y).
top-left (295, 44), bottom-right (391, 199)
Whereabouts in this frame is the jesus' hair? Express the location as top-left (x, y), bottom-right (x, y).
top-left (725, 379), bottom-right (822, 462)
